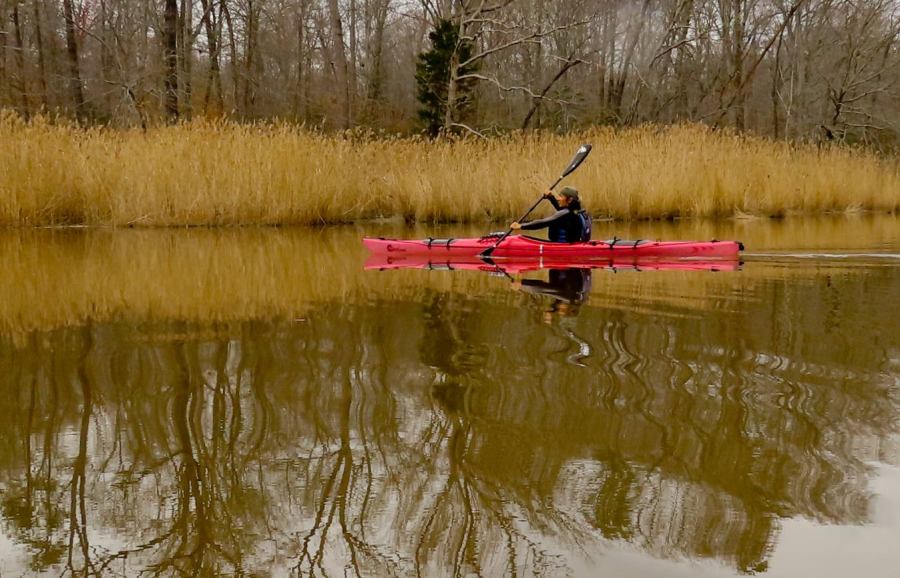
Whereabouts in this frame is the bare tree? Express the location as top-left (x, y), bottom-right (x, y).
top-left (328, 0), bottom-right (352, 127)
top-left (163, 0), bottom-right (180, 120)
top-left (0, 0), bottom-right (894, 141)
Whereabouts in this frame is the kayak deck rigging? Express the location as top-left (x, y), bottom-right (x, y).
top-left (415, 235), bottom-right (654, 249)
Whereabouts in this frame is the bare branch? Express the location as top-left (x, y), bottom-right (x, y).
top-left (458, 20), bottom-right (590, 69)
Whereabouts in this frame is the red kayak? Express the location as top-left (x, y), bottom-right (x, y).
top-left (363, 235), bottom-right (743, 260)
top-left (365, 253), bottom-right (741, 273)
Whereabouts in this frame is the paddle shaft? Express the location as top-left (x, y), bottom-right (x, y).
top-left (480, 175), bottom-right (566, 256)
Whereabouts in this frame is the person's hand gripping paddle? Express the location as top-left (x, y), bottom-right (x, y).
top-left (480, 144), bottom-right (592, 258)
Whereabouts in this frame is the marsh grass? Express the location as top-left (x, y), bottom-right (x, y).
top-left (0, 113), bottom-right (896, 227)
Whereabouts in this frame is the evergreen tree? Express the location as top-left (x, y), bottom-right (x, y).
top-left (415, 19), bottom-right (479, 137)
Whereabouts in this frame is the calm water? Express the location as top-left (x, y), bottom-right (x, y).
top-left (0, 217), bottom-right (898, 577)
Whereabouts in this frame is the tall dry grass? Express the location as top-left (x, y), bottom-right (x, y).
top-left (0, 113), bottom-right (896, 226)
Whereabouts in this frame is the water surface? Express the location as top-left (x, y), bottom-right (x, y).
top-left (0, 217), bottom-right (898, 577)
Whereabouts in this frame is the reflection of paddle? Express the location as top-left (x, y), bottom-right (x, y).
top-left (480, 255), bottom-right (515, 281)
top-left (480, 144), bottom-right (593, 258)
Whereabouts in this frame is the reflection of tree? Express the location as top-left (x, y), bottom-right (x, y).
top-left (67, 350), bottom-right (95, 576)
top-left (415, 386), bottom-right (578, 577)
top-left (292, 362), bottom-right (397, 577)
top-left (0, 267), bottom-right (897, 575)
top-left (416, 291), bottom-right (584, 576)
top-left (127, 339), bottom-right (276, 576)
top-left (0, 334), bottom-right (68, 572)
top-left (0, 330), bottom-right (281, 575)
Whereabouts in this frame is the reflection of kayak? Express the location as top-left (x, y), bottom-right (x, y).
top-left (365, 253), bottom-right (742, 273)
top-left (363, 235), bottom-right (743, 259)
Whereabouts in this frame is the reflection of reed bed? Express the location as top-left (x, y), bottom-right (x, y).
top-left (1, 116), bottom-right (898, 227)
top-left (1, 218), bottom-right (898, 340)
top-left (0, 228), bottom-right (360, 339)
top-left (611, 213), bottom-right (900, 251)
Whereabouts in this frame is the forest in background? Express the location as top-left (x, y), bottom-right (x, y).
top-left (1, 0), bottom-right (899, 146)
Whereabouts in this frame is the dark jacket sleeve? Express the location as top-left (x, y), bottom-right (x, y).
top-left (520, 209), bottom-right (568, 230)
top-left (519, 279), bottom-right (581, 302)
top-left (519, 279), bottom-right (566, 298)
top-left (546, 195), bottom-right (562, 210)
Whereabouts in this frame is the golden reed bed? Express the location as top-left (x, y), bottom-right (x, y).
top-left (0, 114), bottom-right (896, 227)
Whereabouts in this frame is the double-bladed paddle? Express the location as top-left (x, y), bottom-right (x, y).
top-left (480, 144), bottom-right (593, 258)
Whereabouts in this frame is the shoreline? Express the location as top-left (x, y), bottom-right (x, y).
top-left (1, 209), bottom-right (895, 231)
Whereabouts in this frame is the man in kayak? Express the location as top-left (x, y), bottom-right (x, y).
top-left (510, 186), bottom-right (591, 243)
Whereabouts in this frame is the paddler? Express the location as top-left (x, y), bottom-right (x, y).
top-left (510, 186), bottom-right (591, 243)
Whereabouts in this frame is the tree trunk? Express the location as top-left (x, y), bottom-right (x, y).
top-left (296, 2), bottom-right (309, 119)
top-left (674, 0), bottom-right (693, 119)
top-left (32, 0), bottom-right (49, 109)
top-left (0, 1), bottom-right (7, 108)
top-left (327, 0), bottom-right (351, 128)
top-left (349, 0), bottom-right (358, 119)
top-left (243, 0), bottom-right (259, 115)
top-left (11, 1), bottom-right (29, 116)
top-left (611, 0), bottom-right (650, 119)
top-left (731, 0), bottom-right (746, 129)
top-left (221, 0), bottom-right (239, 110)
top-left (772, 32), bottom-right (783, 139)
top-left (604, 8), bottom-right (617, 112)
top-left (786, 4), bottom-right (805, 139)
top-left (99, 0), bottom-right (115, 115)
top-left (444, 51), bottom-right (459, 131)
top-left (364, 0), bottom-right (388, 118)
top-left (62, 0), bottom-right (85, 117)
top-left (441, 16), bottom-right (469, 132)
top-left (201, 0), bottom-right (223, 114)
top-left (533, 0), bottom-right (545, 127)
top-left (179, 0), bottom-right (193, 118)
top-left (163, 0), bottom-right (179, 120)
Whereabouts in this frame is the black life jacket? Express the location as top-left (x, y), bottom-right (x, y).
top-left (548, 209), bottom-right (592, 243)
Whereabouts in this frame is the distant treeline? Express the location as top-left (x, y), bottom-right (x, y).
top-left (0, 1), bottom-right (898, 145)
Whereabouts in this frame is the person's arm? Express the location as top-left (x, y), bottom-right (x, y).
top-left (545, 192), bottom-right (562, 210)
top-left (519, 278), bottom-right (566, 298)
top-left (519, 210), bottom-right (568, 230)
top-left (519, 278), bottom-right (584, 302)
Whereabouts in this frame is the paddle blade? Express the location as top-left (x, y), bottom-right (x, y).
top-left (560, 144), bottom-right (592, 178)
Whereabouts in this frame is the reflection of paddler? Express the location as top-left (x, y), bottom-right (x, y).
top-left (511, 267), bottom-right (592, 324)
top-left (512, 267), bottom-right (592, 304)
top-left (512, 268), bottom-right (594, 360)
